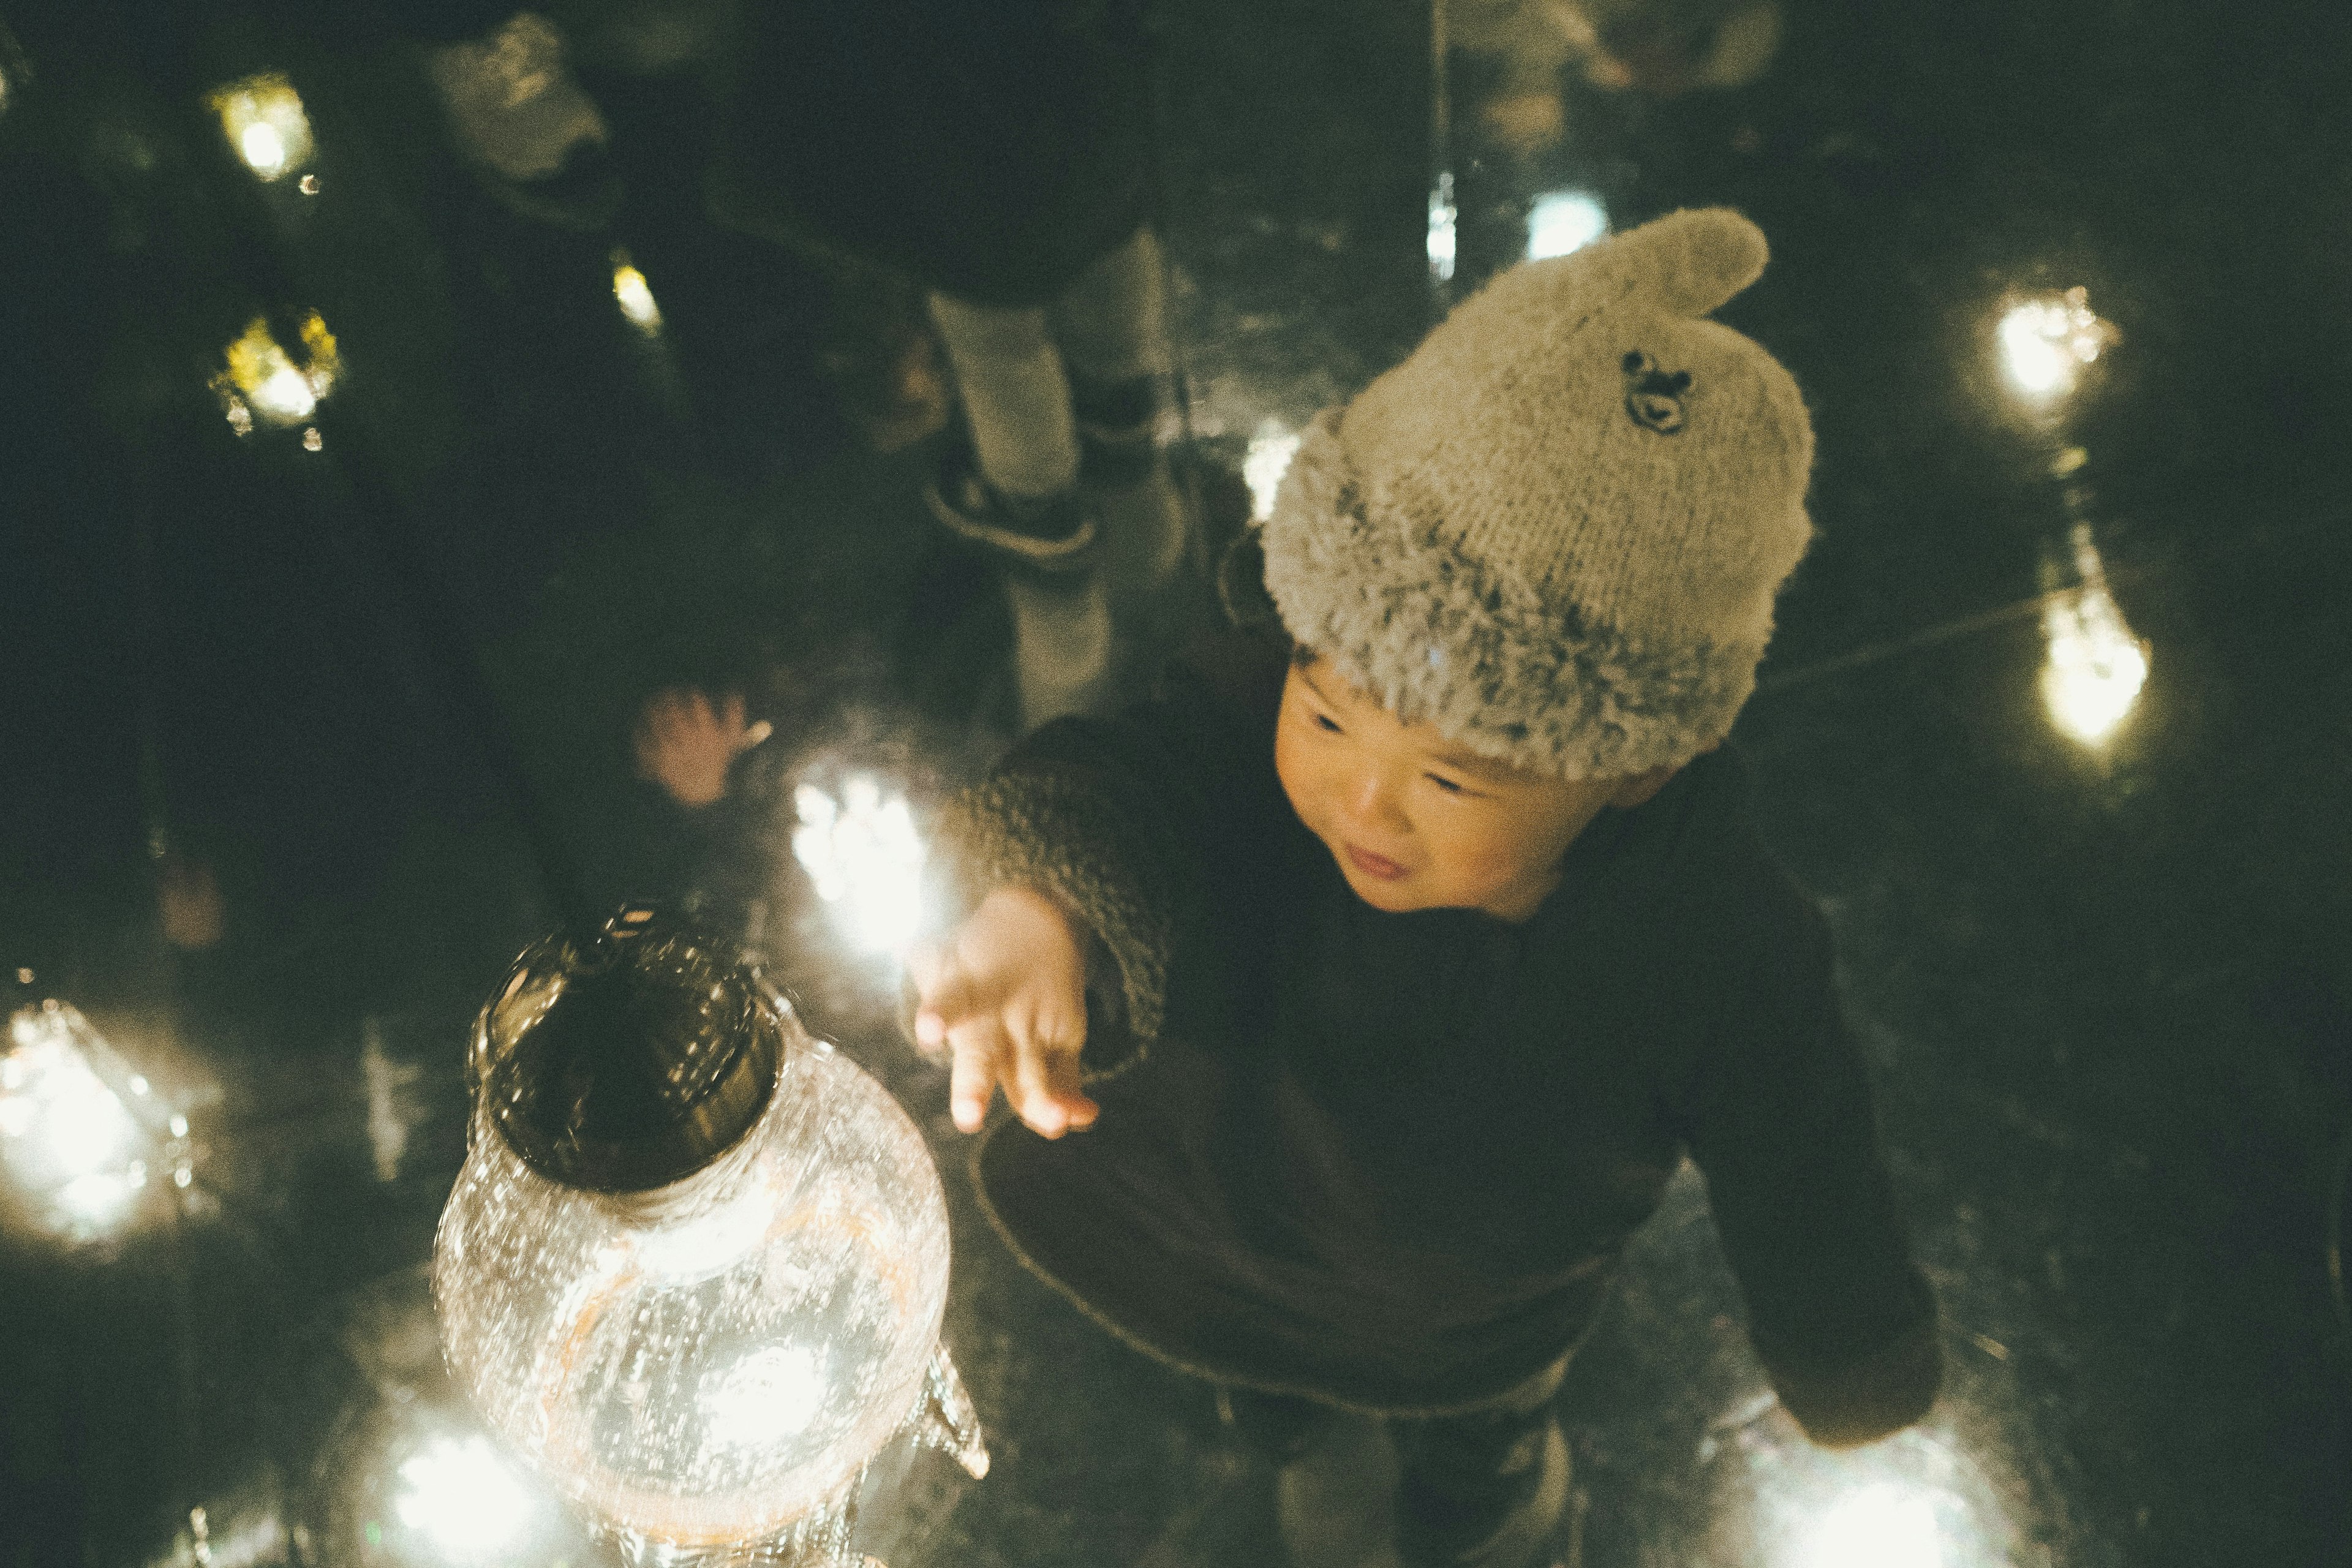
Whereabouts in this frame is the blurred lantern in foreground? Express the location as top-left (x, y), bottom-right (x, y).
top-left (211, 312), bottom-right (341, 437)
top-left (433, 908), bottom-right (984, 1568)
top-left (2040, 523), bottom-right (2149, 747)
top-left (793, 778), bottom-right (927, 957)
top-left (1244, 420), bottom-right (1302, 522)
top-left (1997, 287), bottom-right (2118, 402)
top-left (1, 998), bottom-right (192, 1246)
top-left (209, 72), bottom-right (313, 181)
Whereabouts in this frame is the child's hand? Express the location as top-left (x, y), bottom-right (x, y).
top-left (632, 687), bottom-right (771, 807)
top-left (907, 885), bottom-right (1100, 1139)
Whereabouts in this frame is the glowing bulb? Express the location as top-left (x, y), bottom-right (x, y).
top-left (0, 1003), bottom-right (154, 1243)
top-left (1798, 1484), bottom-right (1946, 1568)
top-left (216, 315), bottom-right (338, 433)
top-left (2040, 525), bottom-right (2149, 746)
top-left (394, 1436), bottom-right (538, 1559)
top-left (1244, 420), bottom-right (1300, 521)
top-left (700, 1345), bottom-right (831, 1452)
top-left (793, 777), bottom-right (927, 955)
top-left (209, 74), bottom-right (313, 182)
top-left (611, 261), bottom-right (663, 333)
top-left (1998, 287), bottom-right (2116, 401)
top-left (1527, 189), bottom-right (1608, 260)
top-left (1427, 172), bottom-right (1457, 284)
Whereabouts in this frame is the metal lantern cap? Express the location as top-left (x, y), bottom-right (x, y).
top-left (471, 907), bottom-right (783, 1194)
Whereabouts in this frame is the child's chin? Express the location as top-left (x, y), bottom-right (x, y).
top-left (1340, 865), bottom-right (1430, 913)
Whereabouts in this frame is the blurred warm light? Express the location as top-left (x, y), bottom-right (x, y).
top-left (213, 313), bottom-right (340, 435)
top-left (393, 1436), bottom-right (539, 1560)
top-left (2, 1001), bottom-right (158, 1243)
top-left (2040, 523), bottom-right (2149, 746)
top-left (1799, 1483), bottom-right (1945, 1568)
top-left (1527, 189), bottom-right (1608, 260)
top-left (1997, 287), bottom-right (2116, 401)
top-left (610, 251), bottom-right (663, 333)
top-left (793, 776), bottom-right (927, 955)
top-left (1427, 172), bottom-right (1458, 284)
top-left (1245, 419), bottom-right (1302, 521)
top-left (209, 74), bottom-right (313, 182)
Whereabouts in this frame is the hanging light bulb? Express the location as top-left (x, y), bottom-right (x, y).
top-left (2040, 524), bottom-right (2150, 747)
top-left (432, 909), bottom-right (985, 1568)
top-left (208, 74), bottom-right (314, 182)
top-left (610, 250), bottom-right (664, 334)
top-left (1427, 170), bottom-right (1458, 285)
top-left (1, 999), bottom-right (187, 1246)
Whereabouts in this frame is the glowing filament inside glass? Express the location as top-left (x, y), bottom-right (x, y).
top-left (210, 74), bottom-right (314, 182)
top-left (611, 256), bottom-right (663, 333)
top-left (1526, 189), bottom-right (1608, 260)
top-left (793, 777), bottom-right (927, 955)
top-left (1998, 287), bottom-right (2115, 400)
top-left (1427, 172), bottom-right (1458, 284)
top-left (1245, 420), bottom-right (1302, 521)
top-left (700, 1345), bottom-right (831, 1452)
top-left (394, 1436), bottom-right (539, 1558)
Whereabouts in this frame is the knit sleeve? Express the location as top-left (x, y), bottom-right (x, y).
top-left (927, 625), bottom-right (1291, 1082)
top-left (1673, 845), bottom-right (1943, 1448)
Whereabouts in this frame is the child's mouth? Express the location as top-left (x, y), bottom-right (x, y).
top-left (1344, 844), bottom-right (1409, 881)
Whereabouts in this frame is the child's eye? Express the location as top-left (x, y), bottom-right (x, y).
top-left (1312, 712), bottom-right (1343, 734)
top-left (1426, 774), bottom-right (1470, 796)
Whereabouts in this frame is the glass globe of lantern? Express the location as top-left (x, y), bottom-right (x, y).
top-left (432, 910), bottom-right (984, 1567)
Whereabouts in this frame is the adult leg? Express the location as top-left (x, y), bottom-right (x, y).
top-left (1388, 1360), bottom-right (1572, 1568)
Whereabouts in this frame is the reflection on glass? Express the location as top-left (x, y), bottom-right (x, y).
top-left (1, 1000), bottom-right (170, 1245)
top-left (792, 777), bottom-right (927, 957)
top-left (1526, 189), bottom-right (1608, 260)
top-left (394, 1435), bottom-right (543, 1561)
top-left (211, 313), bottom-right (340, 436)
top-left (1997, 287), bottom-right (2117, 401)
top-left (1245, 419), bottom-right (1302, 521)
top-left (611, 251), bottom-right (663, 334)
top-left (208, 74), bottom-right (313, 182)
top-left (1428, 171), bottom-right (1458, 284)
top-left (2041, 524), bottom-right (2149, 747)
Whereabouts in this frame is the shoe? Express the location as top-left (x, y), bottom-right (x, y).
top-left (1394, 1417), bottom-right (1569, 1568)
top-left (923, 446), bottom-right (1099, 573)
top-left (1072, 370), bottom-right (1163, 490)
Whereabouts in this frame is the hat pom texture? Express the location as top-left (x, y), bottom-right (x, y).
top-left (1259, 208), bottom-right (1815, 780)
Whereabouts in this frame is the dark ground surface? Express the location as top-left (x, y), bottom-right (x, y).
top-left (4, 1), bottom-right (2351, 1566)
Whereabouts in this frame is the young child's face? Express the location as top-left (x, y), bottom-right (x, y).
top-left (1273, 654), bottom-right (1686, 922)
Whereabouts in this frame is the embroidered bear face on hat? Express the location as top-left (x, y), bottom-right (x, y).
top-left (1256, 206), bottom-right (1816, 782)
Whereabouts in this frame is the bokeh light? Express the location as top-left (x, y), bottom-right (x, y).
top-left (792, 776), bottom-right (927, 956)
top-left (1244, 418), bottom-right (1302, 521)
top-left (393, 1436), bottom-right (540, 1561)
top-left (212, 313), bottom-right (340, 436)
top-left (2039, 523), bottom-right (2150, 747)
top-left (610, 252), bottom-right (663, 334)
top-left (1997, 287), bottom-right (2117, 401)
top-left (1427, 172), bottom-right (1458, 284)
top-left (208, 74), bottom-right (313, 182)
top-left (1526, 189), bottom-right (1609, 260)
top-left (1, 1001), bottom-right (160, 1245)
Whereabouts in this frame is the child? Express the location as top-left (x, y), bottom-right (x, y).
top-left (909, 208), bottom-right (1941, 1567)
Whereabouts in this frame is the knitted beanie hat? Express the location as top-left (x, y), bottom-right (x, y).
top-left (1256, 206), bottom-right (1815, 781)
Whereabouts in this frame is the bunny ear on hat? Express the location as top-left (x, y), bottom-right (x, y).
top-left (1609, 206), bottom-right (1770, 318)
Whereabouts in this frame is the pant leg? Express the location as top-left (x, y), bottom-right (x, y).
top-left (926, 292), bottom-right (1080, 502)
top-left (1047, 225), bottom-right (1171, 386)
top-left (1388, 1359), bottom-right (1569, 1534)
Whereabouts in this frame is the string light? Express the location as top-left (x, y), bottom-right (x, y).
top-left (2040, 543), bottom-right (2150, 748)
top-left (393, 1436), bottom-right (541, 1561)
top-left (1427, 171), bottom-right (1458, 284)
top-left (1, 1001), bottom-right (162, 1244)
top-left (208, 74), bottom-right (313, 183)
top-left (211, 313), bottom-right (340, 436)
top-left (610, 250), bottom-right (663, 334)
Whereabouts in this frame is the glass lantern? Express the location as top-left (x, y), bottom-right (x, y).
top-left (432, 909), bottom-right (985, 1567)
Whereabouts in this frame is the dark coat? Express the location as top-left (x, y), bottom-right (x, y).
top-left (709, 0), bottom-right (1155, 307)
top-left (940, 624), bottom-right (1942, 1428)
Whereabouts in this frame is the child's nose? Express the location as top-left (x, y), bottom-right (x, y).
top-left (1341, 772), bottom-right (1409, 833)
